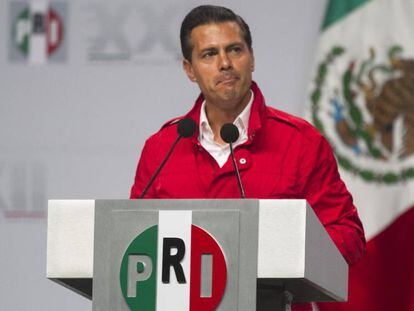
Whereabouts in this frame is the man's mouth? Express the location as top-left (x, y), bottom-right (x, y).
top-left (216, 75), bottom-right (239, 86)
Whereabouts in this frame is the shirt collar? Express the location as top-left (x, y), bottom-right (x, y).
top-left (199, 90), bottom-right (254, 142)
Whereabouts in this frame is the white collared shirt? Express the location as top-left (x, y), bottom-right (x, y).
top-left (199, 91), bottom-right (254, 168)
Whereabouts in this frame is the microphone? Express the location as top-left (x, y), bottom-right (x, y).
top-left (139, 118), bottom-right (196, 199)
top-left (177, 118), bottom-right (196, 138)
top-left (220, 123), bottom-right (246, 199)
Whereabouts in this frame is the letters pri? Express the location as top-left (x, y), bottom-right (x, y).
top-left (120, 211), bottom-right (227, 311)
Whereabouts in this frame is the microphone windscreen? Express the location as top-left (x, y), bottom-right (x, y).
top-left (220, 123), bottom-right (239, 143)
top-left (177, 118), bottom-right (196, 138)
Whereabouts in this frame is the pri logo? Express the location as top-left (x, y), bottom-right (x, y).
top-left (119, 211), bottom-right (227, 311)
top-left (9, 1), bottom-right (67, 64)
top-left (0, 161), bottom-right (46, 219)
top-left (310, 45), bottom-right (414, 184)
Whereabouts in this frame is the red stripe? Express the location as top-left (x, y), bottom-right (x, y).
top-left (189, 225), bottom-right (227, 311)
top-left (318, 206), bottom-right (414, 311)
top-left (47, 9), bottom-right (63, 55)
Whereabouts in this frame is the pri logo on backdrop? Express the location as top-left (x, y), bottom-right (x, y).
top-left (0, 161), bottom-right (46, 219)
top-left (119, 211), bottom-right (227, 311)
top-left (9, 1), bottom-right (67, 64)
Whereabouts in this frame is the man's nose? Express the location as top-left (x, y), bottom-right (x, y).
top-left (218, 51), bottom-right (232, 70)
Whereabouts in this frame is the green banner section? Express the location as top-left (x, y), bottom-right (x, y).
top-left (322, 0), bottom-right (372, 30)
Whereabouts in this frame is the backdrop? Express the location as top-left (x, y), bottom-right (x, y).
top-left (0, 0), bottom-right (326, 309)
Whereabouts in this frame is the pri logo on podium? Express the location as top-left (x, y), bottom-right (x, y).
top-left (119, 211), bottom-right (227, 311)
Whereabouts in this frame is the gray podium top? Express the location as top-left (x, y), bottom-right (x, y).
top-left (47, 199), bottom-right (348, 304)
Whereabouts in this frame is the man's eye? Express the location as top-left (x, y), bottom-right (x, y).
top-left (231, 46), bottom-right (242, 53)
top-left (202, 51), bottom-right (215, 58)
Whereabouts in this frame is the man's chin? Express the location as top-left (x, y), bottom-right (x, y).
top-left (206, 85), bottom-right (250, 108)
top-left (214, 93), bottom-right (242, 108)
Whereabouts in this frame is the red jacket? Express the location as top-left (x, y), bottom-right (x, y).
top-left (131, 82), bottom-right (365, 266)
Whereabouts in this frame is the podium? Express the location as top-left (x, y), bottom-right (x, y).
top-left (47, 199), bottom-right (348, 310)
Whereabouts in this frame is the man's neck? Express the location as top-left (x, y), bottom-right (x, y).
top-left (205, 91), bottom-right (252, 145)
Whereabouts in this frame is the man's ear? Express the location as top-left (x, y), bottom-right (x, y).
top-left (183, 59), bottom-right (197, 82)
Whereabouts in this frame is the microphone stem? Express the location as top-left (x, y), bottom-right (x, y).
top-left (229, 142), bottom-right (245, 199)
top-left (139, 135), bottom-right (182, 199)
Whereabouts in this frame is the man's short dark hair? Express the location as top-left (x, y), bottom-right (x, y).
top-left (180, 5), bottom-right (252, 62)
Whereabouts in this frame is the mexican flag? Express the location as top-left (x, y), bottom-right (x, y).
top-left (307, 0), bottom-right (414, 310)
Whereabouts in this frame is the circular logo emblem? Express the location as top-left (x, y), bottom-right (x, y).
top-left (310, 45), bottom-right (414, 183)
top-left (12, 6), bottom-right (64, 56)
top-left (120, 225), bottom-right (227, 310)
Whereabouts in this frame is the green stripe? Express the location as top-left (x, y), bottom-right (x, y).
top-left (322, 0), bottom-right (372, 30)
top-left (120, 225), bottom-right (158, 311)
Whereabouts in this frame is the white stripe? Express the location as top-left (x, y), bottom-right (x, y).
top-left (49, 19), bottom-right (59, 46)
top-left (29, 1), bottom-right (48, 65)
top-left (156, 211), bottom-right (191, 311)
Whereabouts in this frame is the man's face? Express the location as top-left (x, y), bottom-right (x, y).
top-left (183, 22), bottom-right (254, 112)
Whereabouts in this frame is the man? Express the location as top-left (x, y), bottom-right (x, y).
top-left (131, 5), bottom-right (365, 309)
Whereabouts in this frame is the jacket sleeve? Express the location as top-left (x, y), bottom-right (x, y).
top-left (300, 134), bottom-right (366, 265)
top-left (130, 138), bottom-right (158, 199)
